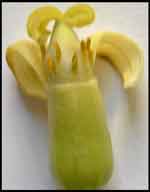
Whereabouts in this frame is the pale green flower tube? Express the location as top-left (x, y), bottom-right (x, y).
top-left (47, 21), bottom-right (113, 189)
top-left (48, 78), bottom-right (113, 189)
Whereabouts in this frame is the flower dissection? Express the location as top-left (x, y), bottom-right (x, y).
top-left (5, 3), bottom-right (143, 189)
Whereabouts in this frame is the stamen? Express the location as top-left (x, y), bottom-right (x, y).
top-left (53, 41), bottom-right (61, 64)
top-left (72, 52), bottom-right (78, 74)
top-left (86, 37), bottom-right (91, 51)
top-left (81, 40), bottom-right (85, 52)
top-left (47, 54), bottom-right (55, 73)
top-left (81, 40), bottom-right (88, 60)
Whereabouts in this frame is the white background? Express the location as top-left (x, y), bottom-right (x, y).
top-left (2, 3), bottom-right (149, 190)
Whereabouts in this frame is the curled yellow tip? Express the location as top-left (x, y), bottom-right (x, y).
top-left (6, 40), bottom-right (47, 100)
top-left (90, 31), bottom-right (144, 88)
top-left (63, 4), bottom-right (95, 28)
top-left (27, 6), bottom-right (63, 41)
